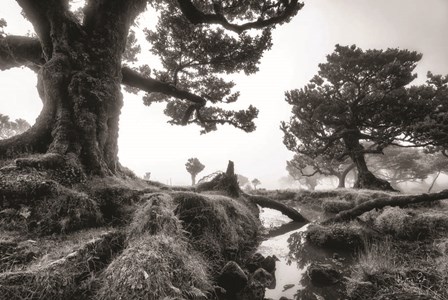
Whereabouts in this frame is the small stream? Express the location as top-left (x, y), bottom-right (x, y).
top-left (258, 208), bottom-right (309, 299)
top-left (257, 206), bottom-right (351, 300)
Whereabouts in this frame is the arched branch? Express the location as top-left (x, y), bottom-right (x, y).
top-left (176, 0), bottom-right (304, 34)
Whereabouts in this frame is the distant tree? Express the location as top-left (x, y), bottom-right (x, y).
top-left (251, 178), bottom-right (261, 189)
top-left (237, 174), bottom-right (250, 188)
top-left (143, 172), bottom-right (151, 181)
top-left (287, 151), bottom-right (355, 189)
top-left (281, 44), bottom-right (442, 191)
top-left (367, 147), bottom-right (432, 190)
top-left (286, 160), bottom-right (320, 190)
top-left (423, 152), bottom-right (448, 192)
top-left (0, 114), bottom-right (31, 139)
top-left (185, 158), bottom-right (205, 185)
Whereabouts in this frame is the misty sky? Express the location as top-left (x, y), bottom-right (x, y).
top-left (1, 0), bottom-right (447, 188)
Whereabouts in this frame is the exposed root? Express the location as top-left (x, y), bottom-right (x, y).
top-left (0, 166), bottom-right (103, 234)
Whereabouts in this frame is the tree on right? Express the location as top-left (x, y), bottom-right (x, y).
top-left (281, 44), bottom-right (447, 191)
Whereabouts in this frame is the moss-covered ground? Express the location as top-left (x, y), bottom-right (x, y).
top-left (0, 160), bottom-right (263, 300)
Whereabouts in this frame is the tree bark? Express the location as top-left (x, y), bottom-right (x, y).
top-left (191, 174), bottom-right (196, 185)
top-left (323, 189), bottom-right (448, 224)
top-left (343, 134), bottom-right (395, 191)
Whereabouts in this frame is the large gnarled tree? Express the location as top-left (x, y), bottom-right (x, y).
top-left (281, 44), bottom-right (442, 191)
top-left (0, 0), bottom-right (303, 178)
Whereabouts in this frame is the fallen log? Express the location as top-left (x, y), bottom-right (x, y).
top-left (243, 192), bottom-right (308, 223)
top-left (323, 189), bottom-right (448, 224)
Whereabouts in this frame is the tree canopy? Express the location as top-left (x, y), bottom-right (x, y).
top-left (281, 44), bottom-right (446, 191)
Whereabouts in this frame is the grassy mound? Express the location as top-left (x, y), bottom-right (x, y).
top-left (173, 192), bottom-right (260, 272)
top-left (96, 192), bottom-right (261, 299)
top-left (97, 194), bottom-right (213, 299)
top-left (97, 235), bottom-right (211, 300)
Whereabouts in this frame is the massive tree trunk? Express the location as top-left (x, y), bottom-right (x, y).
top-left (343, 134), bottom-right (395, 191)
top-left (0, 0), bottom-right (146, 177)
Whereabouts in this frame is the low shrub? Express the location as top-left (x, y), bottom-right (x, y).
top-left (306, 223), bottom-right (367, 252)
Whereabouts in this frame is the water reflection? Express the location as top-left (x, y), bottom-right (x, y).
top-left (258, 207), bottom-right (352, 300)
top-left (258, 223), bottom-right (308, 299)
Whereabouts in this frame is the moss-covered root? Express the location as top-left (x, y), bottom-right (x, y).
top-left (0, 230), bottom-right (125, 300)
top-left (0, 167), bottom-right (103, 234)
top-left (97, 193), bottom-right (213, 300)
